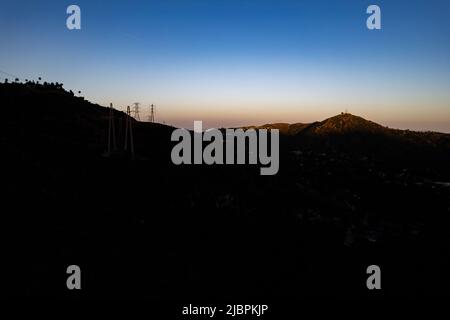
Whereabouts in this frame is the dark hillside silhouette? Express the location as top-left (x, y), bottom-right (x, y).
top-left (1, 82), bottom-right (450, 298)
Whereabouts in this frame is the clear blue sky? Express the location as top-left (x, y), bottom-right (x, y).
top-left (1, 0), bottom-right (449, 131)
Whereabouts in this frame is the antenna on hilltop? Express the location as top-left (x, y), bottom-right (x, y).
top-left (132, 102), bottom-right (140, 121)
top-left (148, 104), bottom-right (155, 123)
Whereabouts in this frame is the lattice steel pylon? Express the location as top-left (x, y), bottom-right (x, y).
top-left (107, 103), bottom-right (117, 155)
top-left (124, 105), bottom-right (135, 158)
top-left (132, 102), bottom-right (140, 121)
top-left (148, 104), bottom-right (155, 123)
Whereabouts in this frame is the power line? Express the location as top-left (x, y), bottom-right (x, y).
top-left (0, 69), bottom-right (19, 79)
top-left (0, 69), bottom-right (41, 83)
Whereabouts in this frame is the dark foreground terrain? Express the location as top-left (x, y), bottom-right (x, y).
top-left (1, 82), bottom-right (450, 298)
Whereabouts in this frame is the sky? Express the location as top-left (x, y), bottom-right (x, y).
top-left (0, 0), bottom-right (449, 131)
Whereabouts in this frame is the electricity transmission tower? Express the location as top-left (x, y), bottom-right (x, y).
top-left (148, 104), bottom-right (155, 122)
top-left (124, 105), bottom-right (135, 158)
top-left (107, 103), bottom-right (117, 155)
top-left (132, 102), bottom-right (140, 121)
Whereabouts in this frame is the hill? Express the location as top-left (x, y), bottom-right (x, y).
top-left (1, 81), bottom-right (450, 298)
top-left (0, 81), bottom-right (175, 161)
top-left (247, 112), bottom-right (450, 146)
top-left (245, 113), bottom-right (385, 135)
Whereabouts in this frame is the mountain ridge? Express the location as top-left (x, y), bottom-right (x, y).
top-left (243, 113), bottom-right (450, 150)
top-left (1, 81), bottom-right (449, 152)
top-left (245, 113), bottom-right (446, 136)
